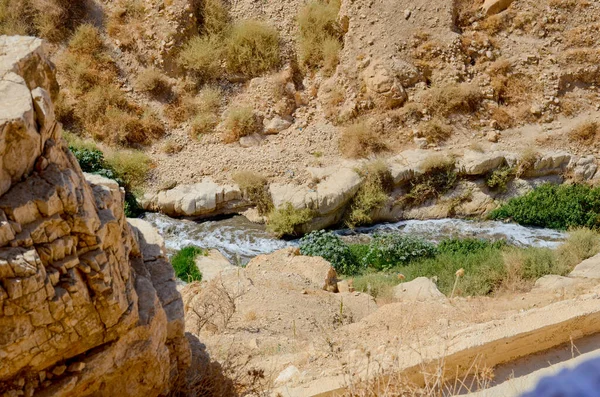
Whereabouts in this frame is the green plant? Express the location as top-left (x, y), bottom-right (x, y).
top-left (351, 272), bottom-right (399, 299)
top-left (299, 230), bottom-right (360, 275)
top-left (485, 166), bottom-right (515, 192)
top-left (222, 106), bottom-right (258, 143)
top-left (190, 113), bottom-right (218, 137)
top-left (437, 238), bottom-right (506, 255)
top-left (104, 149), bottom-right (152, 193)
top-left (490, 183), bottom-right (600, 230)
top-left (401, 157), bottom-right (457, 207)
top-left (362, 234), bottom-right (437, 271)
top-left (345, 161), bottom-right (393, 227)
top-left (232, 171), bottom-right (273, 215)
top-left (171, 246), bottom-right (205, 282)
top-left (267, 203), bottom-right (314, 237)
top-left (225, 20), bottom-right (280, 77)
top-left (69, 147), bottom-right (106, 173)
top-left (555, 227), bottom-right (600, 268)
top-left (297, 0), bottom-right (342, 74)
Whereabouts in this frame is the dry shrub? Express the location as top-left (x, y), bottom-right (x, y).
top-left (345, 160), bottom-right (393, 227)
top-left (548, 0), bottom-right (590, 9)
top-left (104, 149), bottom-right (152, 192)
top-left (339, 122), bottom-right (387, 158)
top-left (225, 20), bottom-right (280, 77)
top-left (161, 138), bottom-right (184, 154)
top-left (164, 95), bottom-right (202, 125)
top-left (565, 23), bottom-right (600, 47)
top-left (479, 12), bottom-right (513, 35)
top-left (178, 35), bottom-right (224, 81)
top-left (490, 107), bottom-right (513, 130)
top-left (418, 118), bottom-right (452, 144)
top-left (232, 171), bottom-right (273, 215)
top-left (491, 73), bottom-right (539, 106)
top-left (106, 0), bottom-right (145, 49)
top-left (487, 59), bottom-right (512, 76)
top-left (222, 106), bottom-right (258, 143)
top-left (200, 0), bottom-right (229, 36)
top-left (190, 113), bottom-right (218, 137)
top-left (569, 121), bottom-right (599, 143)
top-left (297, 0), bottom-right (343, 74)
top-left (424, 83), bottom-right (482, 117)
top-left (198, 86), bottom-right (222, 113)
top-left (555, 228), bottom-right (600, 268)
top-left (0, 0), bottom-right (85, 42)
top-left (515, 149), bottom-right (539, 177)
top-left (401, 156), bottom-right (457, 207)
top-left (134, 68), bottom-right (172, 98)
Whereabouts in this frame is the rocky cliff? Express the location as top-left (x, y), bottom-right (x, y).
top-left (0, 36), bottom-right (189, 396)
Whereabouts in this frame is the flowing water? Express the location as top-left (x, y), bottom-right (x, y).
top-left (143, 213), bottom-right (567, 264)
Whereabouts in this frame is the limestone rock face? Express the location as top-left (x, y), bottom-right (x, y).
top-left (362, 59), bottom-right (408, 109)
top-left (0, 36), bottom-right (189, 396)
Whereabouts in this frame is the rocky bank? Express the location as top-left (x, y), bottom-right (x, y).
top-left (0, 36), bottom-right (189, 396)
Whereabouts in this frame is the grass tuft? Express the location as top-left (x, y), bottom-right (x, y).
top-left (267, 203), bottom-right (314, 237)
top-left (339, 122), bottom-right (387, 158)
top-left (225, 20), bottom-right (280, 77)
top-left (172, 246), bottom-right (205, 282)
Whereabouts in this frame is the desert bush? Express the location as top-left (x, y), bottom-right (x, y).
top-left (232, 171), bottom-right (273, 215)
top-left (222, 106), bottom-right (258, 143)
top-left (418, 118), bottom-right (452, 144)
top-left (178, 35), bottom-right (224, 81)
top-left (299, 230), bottom-right (360, 275)
top-left (345, 161), bottom-right (393, 227)
top-left (171, 246), bottom-right (205, 282)
top-left (0, 0), bottom-right (85, 42)
top-left (361, 234), bottom-right (437, 271)
top-left (198, 86), bottom-right (222, 113)
top-left (485, 166), bottom-right (515, 192)
top-left (424, 83), bottom-right (482, 117)
top-left (490, 183), bottom-right (600, 230)
top-left (515, 149), bottom-right (539, 178)
top-left (135, 68), bottom-right (172, 97)
top-left (225, 20), bottom-right (280, 77)
top-left (339, 122), bottom-right (387, 158)
top-left (190, 113), bottom-right (218, 137)
top-left (267, 203), bottom-right (314, 237)
top-left (297, 0), bottom-right (342, 74)
top-left (104, 149), bottom-right (152, 193)
top-left (569, 121), bottom-right (599, 143)
top-left (201, 0), bottom-right (229, 36)
top-left (491, 74), bottom-right (539, 106)
top-left (401, 156), bottom-right (457, 207)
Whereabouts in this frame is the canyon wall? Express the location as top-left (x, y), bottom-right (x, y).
top-left (0, 35), bottom-right (189, 396)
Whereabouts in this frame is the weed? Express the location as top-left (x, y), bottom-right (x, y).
top-left (418, 118), bottom-right (452, 144)
top-left (267, 203), bottom-right (314, 237)
top-left (351, 272), bottom-right (398, 299)
top-left (339, 122), bottom-right (387, 158)
top-left (135, 68), bottom-right (172, 98)
top-left (345, 161), bottom-right (393, 227)
top-left (225, 20), bottom-right (280, 77)
top-left (222, 106), bottom-right (258, 143)
top-left (297, 0), bottom-right (342, 74)
top-left (172, 246), bottom-right (205, 282)
top-left (401, 156), bottom-right (457, 207)
top-left (201, 0), bottom-right (229, 36)
top-left (198, 86), bottom-right (222, 113)
top-left (424, 83), bottom-right (482, 117)
top-left (190, 113), bottom-right (218, 137)
top-left (300, 230), bottom-right (360, 275)
top-left (362, 234), bottom-right (437, 271)
top-left (232, 171), bottom-right (273, 215)
top-left (515, 149), bottom-right (539, 178)
top-left (569, 121), bottom-right (599, 143)
top-left (178, 35), bottom-right (224, 81)
top-left (555, 228), bottom-right (600, 267)
top-left (485, 166), bottom-right (515, 192)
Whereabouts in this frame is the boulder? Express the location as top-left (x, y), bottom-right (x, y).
top-left (570, 253), bottom-right (600, 279)
top-left (264, 116), bottom-right (292, 134)
top-left (393, 277), bottom-right (446, 301)
top-left (362, 59), bottom-right (407, 109)
top-left (195, 249), bottom-right (238, 282)
top-left (482, 0), bottom-right (515, 16)
top-left (534, 275), bottom-right (578, 291)
top-left (522, 151), bottom-right (573, 178)
top-left (239, 133), bottom-right (265, 148)
top-left (459, 151), bottom-right (507, 176)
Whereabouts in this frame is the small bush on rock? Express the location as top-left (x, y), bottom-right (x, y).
top-left (225, 20), bottom-right (280, 77)
top-left (490, 183), bottom-right (600, 230)
top-left (485, 166), bottom-right (515, 192)
top-left (299, 230), bottom-right (360, 275)
top-left (233, 171), bottom-right (273, 215)
top-left (172, 246), bottom-right (205, 282)
top-left (401, 156), bottom-right (457, 207)
top-left (267, 203), bottom-right (314, 237)
top-left (345, 161), bottom-right (393, 227)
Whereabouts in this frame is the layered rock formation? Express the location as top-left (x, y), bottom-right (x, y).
top-left (0, 36), bottom-right (189, 396)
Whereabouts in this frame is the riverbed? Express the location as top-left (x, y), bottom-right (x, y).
top-left (143, 213), bottom-right (567, 264)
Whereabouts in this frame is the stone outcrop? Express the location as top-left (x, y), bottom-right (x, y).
top-left (0, 36), bottom-right (189, 396)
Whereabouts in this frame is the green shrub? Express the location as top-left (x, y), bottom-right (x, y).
top-left (225, 20), bottom-right (280, 77)
top-left (297, 0), bottom-right (342, 74)
top-left (267, 203), bottom-right (314, 237)
top-left (345, 161), bottom-right (393, 227)
top-left (485, 166), bottom-right (515, 192)
top-left (437, 238), bottom-right (506, 256)
top-left (178, 35), bottom-right (224, 81)
top-left (490, 183), bottom-right (600, 230)
top-left (362, 234), bottom-right (437, 270)
top-left (104, 149), bottom-right (152, 193)
top-left (69, 147), bottom-right (105, 173)
top-left (299, 230), bottom-right (360, 275)
top-left (171, 246), bottom-right (205, 282)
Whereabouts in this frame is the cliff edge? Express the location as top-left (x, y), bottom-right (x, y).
top-left (0, 35), bottom-right (189, 396)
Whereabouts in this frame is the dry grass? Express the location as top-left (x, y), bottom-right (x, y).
top-left (222, 106), bottom-right (259, 143)
top-left (417, 118), bottom-right (452, 144)
top-left (161, 138), bottom-right (184, 155)
top-left (106, 0), bottom-right (146, 50)
top-left (178, 35), bottom-right (224, 81)
top-left (198, 86), bottom-right (223, 113)
top-left (515, 149), bottom-right (539, 178)
top-left (490, 107), bottom-right (513, 130)
top-left (201, 0), bottom-right (229, 36)
top-left (568, 121), bottom-right (599, 143)
top-left (134, 68), bottom-right (172, 98)
top-left (0, 0), bottom-right (85, 42)
top-left (491, 73), bottom-right (539, 106)
top-left (190, 113), bottom-right (219, 137)
top-left (424, 84), bottom-right (482, 117)
top-left (232, 171), bottom-right (273, 215)
top-left (297, 0), bottom-right (343, 74)
top-left (225, 20), bottom-right (280, 77)
top-left (339, 122), bottom-right (387, 158)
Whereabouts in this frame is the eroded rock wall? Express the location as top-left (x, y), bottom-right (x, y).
top-left (0, 36), bottom-right (189, 396)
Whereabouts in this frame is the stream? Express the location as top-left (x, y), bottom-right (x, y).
top-left (143, 213), bottom-right (567, 264)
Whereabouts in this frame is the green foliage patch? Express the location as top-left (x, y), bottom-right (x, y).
top-left (172, 246), bottom-right (205, 282)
